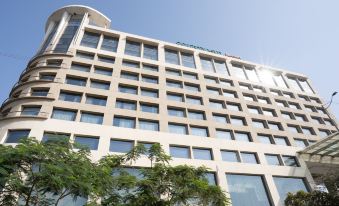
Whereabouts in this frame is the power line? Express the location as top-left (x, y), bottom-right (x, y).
top-left (0, 51), bottom-right (30, 61)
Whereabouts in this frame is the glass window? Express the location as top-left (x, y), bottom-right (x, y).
top-left (74, 136), bottom-right (99, 150)
top-left (274, 136), bottom-right (289, 146)
top-left (31, 88), bottom-right (49, 97)
top-left (122, 60), bottom-right (140, 68)
top-left (319, 130), bottom-right (330, 138)
top-left (282, 155), bottom-right (299, 166)
top-left (143, 44), bottom-right (158, 60)
top-left (98, 55), bottom-right (115, 64)
top-left (113, 116), bottom-right (136, 128)
top-left (185, 83), bottom-right (200, 92)
top-left (40, 74), bottom-right (56, 81)
top-left (273, 73), bottom-right (287, 88)
top-left (258, 69), bottom-right (275, 86)
top-left (204, 173), bottom-right (217, 185)
top-left (258, 135), bottom-right (272, 144)
top-left (166, 80), bottom-right (182, 88)
top-left (209, 100), bottom-right (224, 109)
top-left (170, 146), bottom-right (190, 158)
top-left (139, 120), bottom-right (159, 131)
top-left (227, 103), bottom-right (241, 111)
top-left (193, 148), bottom-right (212, 160)
top-left (221, 150), bottom-right (239, 162)
top-left (165, 49), bottom-right (179, 65)
top-left (287, 77), bottom-right (302, 91)
top-left (213, 114), bottom-right (228, 124)
top-left (141, 88), bottom-right (158, 98)
top-left (265, 154), bottom-right (282, 166)
top-left (299, 79), bottom-right (313, 93)
top-left (243, 95), bottom-right (255, 101)
top-left (76, 51), bottom-right (94, 60)
top-left (116, 100), bottom-right (136, 110)
top-left (207, 88), bottom-right (220, 95)
top-left (230, 64), bottom-right (246, 79)
top-left (21, 106), bottom-right (41, 116)
top-left (295, 114), bottom-right (306, 121)
top-left (220, 79), bottom-right (233, 86)
top-left (80, 31), bottom-right (100, 48)
top-left (119, 85), bottom-right (137, 95)
top-left (226, 174), bottom-right (271, 206)
top-left (5, 130), bottom-right (30, 143)
top-left (168, 108), bottom-right (185, 117)
top-left (90, 80), bottom-right (110, 90)
top-left (166, 68), bottom-right (181, 76)
top-left (59, 91), bottom-right (82, 102)
top-left (234, 132), bottom-right (251, 142)
top-left (143, 64), bottom-right (158, 72)
top-left (142, 76), bottom-right (158, 84)
top-left (294, 139), bottom-right (308, 148)
top-left (85, 95), bottom-right (106, 106)
top-left (289, 102), bottom-right (299, 110)
top-left (66, 76), bottom-right (86, 86)
top-left (167, 93), bottom-right (183, 102)
top-left (214, 60), bottom-right (228, 75)
top-left (216, 130), bottom-right (232, 140)
top-left (168, 123), bottom-right (188, 134)
top-left (230, 117), bottom-right (245, 126)
top-left (42, 132), bottom-right (70, 142)
top-left (288, 125), bottom-right (300, 133)
top-left (110, 139), bottom-right (133, 153)
top-left (191, 126), bottom-right (208, 137)
top-left (262, 109), bottom-right (275, 117)
top-left (186, 96), bottom-right (202, 105)
top-left (258, 97), bottom-right (269, 104)
top-left (52, 108), bottom-right (76, 121)
top-left (281, 112), bottom-right (292, 119)
top-left (273, 177), bottom-right (308, 204)
top-left (205, 76), bottom-right (218, 84)
top-left (200, 57), bottom-right (214, 72)
top-left (183, 72), bottom-right (198, 80)
top-left (245, 68), bottom-right (259, 82)
top-left (140, 103), bottom-right (158, 113)
top-left (80, 112), bottom-right (103, 124)
top-left (241, 152), bottom-right (258, 164)
top-left (125, 40), bottom-right (141, 57)
top-left (223, 90), bottom-right (236, 98)
top-left (121, 72), bottom-right (139, 81)
top-left (70, 63), bottom-right (91, 72)
top-left (301, 127), bottom-right (313, 135)
top-left (94, 67), bottom-right (113, 76)
top-left (188, 111), bottom-right (205, 120)
top-left (181, 52), bottom-right (195, 68)
top-left (268, 122), bottom-right (281, 131)
top-left (101, 36), bottom-right (118, 52)
top-left (252, 120), bottom-right (265, 128)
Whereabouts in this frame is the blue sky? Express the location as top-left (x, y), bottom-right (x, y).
top-left (0, 0), bottom-right (338, 118)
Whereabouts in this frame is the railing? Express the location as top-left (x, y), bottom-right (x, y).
top-left (28, 49), bottom-right (73, 68)
top-left (1, 92), bottom-right (55, 109)
top-left (10, 77), bottom-right (62, 96)
top-left (0, 111), bottom-right (49, 119)
top-left (20, 62), bottom-right (68, 78)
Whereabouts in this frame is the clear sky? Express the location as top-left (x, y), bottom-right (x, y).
top-left (0, 0), bottom-right (338, 118)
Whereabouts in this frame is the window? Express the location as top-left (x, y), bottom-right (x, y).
top-left (216, 130), bottom-right (232, 140)
top-left (183, 72), bottom-right (198, 80)
top-left (230, 64), bottom-right (246, 79)
top-left (80, 112), bottom-right (103, 124)
top-left (274, 136), bottom-right (289, 146)
top-left (295, 114), bottom-right (306, 121)
top-left (143, 64), bottom-right (158, 72)
top-left (193, 148), bottom-right (212, 160)
top-left (252, 120), bottom-right (266, 129)
top-left (141, 88), bottom-right (158, 98)
top-left (168, 107), bottom-right (185, 117)
top-left (70, 63), bottom-right (90, 72)
top-left (273, 73), bottom-right (287, 88)
top-left (59, 91), bottom-right (82, 102)
top-left (31, 88), bottom-right (49, 97)
top-left (110, 139), bottom-right (133, 153)
top-left (243, 94), bottom-right (255, 101)
top-left (258, 69), bottom-right (275, 86)
top-left (230, 117), bottom-right (245, 126)
top-left (76, 51), bottom-right (94, 60)
top-left (268, 122), bottom-right (281, 131)
top-left (94, 67), bottom-right (113, 76)
top-left (125, 40), bottom-right (141, 57)
top-left (265, 154), bottom-right (282, 166)
top-left (241, 152), bottom-right (258, 164)
top-left (40, 73), bottom-right (56, 81)
top-left (273, 177), bottom-right (308, 205)
top-left (74, 136), bottom-right (99, 150)
top-left (90, 80), bottom-right (110, 90)
top-left (207, 87), bottom-right (220, 95)
top-left (166, 80), bottom-right (182, 88)
top-left (52, 108), bottom-right (76, 121)
top-left (282, 155), bottom-right (299, 166)
top-left (281, 112), bottom-right (292, 120)
top-left (119, 85), bottom-right (137, 94)
top-left (167, 93), bottom-right (183, 102)
top-left (142, 75), bottom-right (158, 84)
top-left (5, 130), bottom-right (30, 143)
top-left (223, 90), bottom-right (237, 98)
top-left (115, 100), bottom-right (136, 110)
top-left (42, 132), bottom-right (70, 142)
top-left (165, 49), bottom-right (179, 65)
top-left (200, 57), bottom-right (214, 72)
top-left (289, 102), bottom-right (300, 110)
top-left (66, 76), bottom-right (86, 86)
top-left (166, 68), bottom-right (181, 76)
top-left (221, 150), bottom-right (239, 162)
top-left (139, 120), bottom-right (159, 131)
top-left (204, 173), bottom-right (217, 185)
top-left (121, 72), bottom-right (139, 81)
top-left (226, 174), bottom-right (271, 206)
top-left (101, 36), bottom-right (118, 52)
top-left (188, 110), bottom-right (205, 120)
top-left (205, 76), bottom-right (218, 84)
top-left (258, 97), bottom-right (269, 104)
top-left (288, 125), bottom-right (300, 133)
top-left (86, 95), bottom-right (107, 106)
top-left (234, 132), bottom-right (251, 142)
top-left (319, 130), bottom-right (330, 138)
top-left (209, 100), bottom-right (224, 109)
top-left (113, 116), bottom-right (136, 128)
top-left (258, 135), bottom-right (273, 144)
top-left (191, 126), bottom-right (208, 137)
top-left (168, 123), bottom-right (188, 134)
top-left (220, 79), bottom-right (233, 86)
top-left (262, 109), bottom-right (275, 117)
top-left (301, 127), bottom-right (314, 135)
top-left (181, 52), bottom-right (195, 68)
top-left (80, 31), bottom-right (100, 48)
top-left (287, 77), bottom-right (302, 91)
top-left (186, 96), bottom-right (202, 105)
top-left (21, 106), bottom-right (41, 116)
top-left (122, 60), bottom-right (140, 68)
top-left (294, 138), bottom-right (308, 148)
top-left (140, 103), bottom-right (158, 113)
top-left (214, 60), bottom-right (228, 74)
top-left (213, 114), bottom-right (228, 124)
top-left (143, 44), bottom-right (158, 60)
top-left (170, 146), bottom-right (190, 158)
top-left (98, 55), bottom-right (115, 64)
top-left (245, 67), bottom-right (260, 82)
top-left (299, 79), bottom-right (314, 93)
top-left (184, 83), bottom-right (200, 92)
top-left (248, 107), bottom-right (260, 114)
top-left (276, 100), bottom-right (286, 107)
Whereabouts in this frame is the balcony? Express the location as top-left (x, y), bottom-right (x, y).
top-left (28, 49), bottom-right (73, 68)
top-left (20, 62), bottom-right (67, 79)
top-left (0, 110), bottom-right (49, 120)
top-left (10, 76), bottom-right (62, 96)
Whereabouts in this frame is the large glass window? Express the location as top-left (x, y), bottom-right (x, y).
top-left (245, 67), bottom-right (259, 82)
top-left (226, 174), bottom-right (271, 206)
top-left (282, 155), bottom-right (299, 166)
top-left (168, 123), bottom-right (188, 135)
top-left (170, 146), bottom-right (190, 158)
top-left (165, 49), bottom-right (179, 65)
top-left (193, 148), bottom-right (213, 160)
top-left (273, 177), bottom-right (308, 204)
top-left (80, 31), bottom-right (100, 48)
top-left (221, 150), bottom-right (239, 162)
top-left (234, 132), bottom-right (251, 142)
top-left (230, 64), bottom-right (246, 79)
top-left (121, 72), bottom-right (139, 81)
top-left (167, 93), bottom-right (183, 102)
top-left (115, 100), bottom-right (136, 110)
top-left (31, 88), bottom-right (49, 97)
top-left (139, 120), bottom-right (159, 131)
top-left (74, 136), bottom-right (99, 150)
top-left (287, 77), bottom-right (302, 91)
top-left (66, 76), bottom-right (86, 87)
top-left (59, 91), bottom-right (82, 102)
top-left (273, 73), bottom-right (287, 88)
top-left (200, 57), bottom-right (214, 72)
top-left (80, 112), bottom-right (103, 124)
top-left (214, 60), bottom-right (228, 75)
top-left (122, 60), bottom-right (140, 68)
top-left (186, 96), bottom-right (202, 105)
top-left (142, 75), bottom-right (158, 84)
top-left (204, 173), bottom-right (217, 185)
top-left (51, 108), bottom-right (76, 121)
top-left (98, 55), bottom-right (115, 64)
top-left (125, 40), bottom-right (141, 57)
top-left (181, 52), bottom-right (195, 68)
top-left (110, 139), bottom-right (134, 153)
top-left (5, 130), bottom-right (30, 143)
top-left (113, 116), bottom-right (136, 128)
top-left (299, 79), bottom-right (313, 93)
top-left (258, 135), bottom-right (272, 144)
top-left (213, 114), bottom-right (228, 124)
top-left (143, 44), bottom-right (158, 60)
top-left (101, 36), bottom-right (118, 52)
top-left (85, 95), bottom-right (107, 106)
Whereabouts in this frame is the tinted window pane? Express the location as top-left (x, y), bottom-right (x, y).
top-left (94, 67), bottom-right (113, 76)
top-left (66, 77), bottom-right (86, 86)
top-left (5, 130), bottom-right (30, 143)
top-left (74, 136), bottom-right (99, 150)
top-left (165, 49), bottom-right (179, 65)
top-left (70, 63), bottom-right (90, 72)
top-left (86, 96), bottom-right (107, 106)
top-left (170, 146), bottom-right (190, 158)
top-left (52, 109), bottom-right (76, 121)
top-left (273, 177), bottom-right (308, 205)
top-left (110, 140), bottom-right (133, 153)
top-left (241, 152), bottom-right (258, 164)
top-left (80, 113), bottom-right (103, 124)
top-left (101, 36), bottom-right (118, 52)
top-left (221, 151), bottom-right (239, 162)
top-left (143, 44), bottom-right (158, 60)
top-left (193, 148), bottom-right (212, 160)
top-left (59, 92), bottom-right (82, 102)
top-left (80, 31), bottom-right (100, 48)
top-left (139, 120), bottom-right (159, 131)
top-left (216, 130), bottom-right (232, 140)
top-left (191, 127), bottom-right (208, 137)
top-left (125, 40), bottom-right (141, 57)
top-left (90, 81), bottom-right (110, 90)
top-left (42, 132), bottom-right (70, 142)
top-left (113, 117), bottom-right (135, 128)
top-left (265, 154), bottom-right (281, 166)
top-left (168, 124), bottom-right (187, 135)
top-left (181, 52), bottom-right (195, 68)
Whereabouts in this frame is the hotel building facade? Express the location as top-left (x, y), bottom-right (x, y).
top-left (0, 5), bottom-right (337, 206)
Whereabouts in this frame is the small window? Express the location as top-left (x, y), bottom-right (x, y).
top-left (294, 138), bottom-right (308, 148)
top-left (115, 100), bottom-right (137, 110)
top-left (90, 80), bottom-right (110, 90)
top-left (40, 73), bottom-right (56, 81)
top-left (191, 126), bottom-right (208, 137)
top-left (207, 87), bottom-right (220, 95)
top-left (59, 91), bottom-right (82, 102)
top-left (65, 76), bottom-right (86, 86)
top-left (141, 88), bottom-right (158, 98)
top-left (167, 93), bottom-right (184, 102)
top-left (80, 31), bottom-right (100, 48)
top-left (121, 71), bottom-right (139, 81)
top-left (70, 63), bottom-right (91, 72)
top-left (267, 122), bottom-right (282, 131)
top-left (85, 95), bottom-right (107, 106)
top-left (301, 127), bottom-right (314, 135)
top-left (183, 72), bottom-right (198, 80)
top-left (205, 76), bottom-right (218, 84)
top-left (170, 146), bottom-right (190, 158)
top-left (181, 52), bottom-right (195, 68)
top-left (113, 116), bottom-right (136, 128)
top-left (185, 83), bottom-right (200, 92)
top-left (288, 125), bottom-right (300, 133)
top-left (101, 36), bottom-right (119, 52)
top-left (21, 106), bottom-right (41, 116)
top-left (220, 79), bottom-right (233, 87)
top-left (140, 103), bottom-right (159, 113)
top-left (282, 156), bottom-right (299, 167)
top-left (248, 106), bottom-right (261, 114)
top-left (166, 68), bottom-right (181, 76)
top-left (165, 49), bottom-right (179, 65)
top-left (80, 112), bottom-right (103, 124)
top-left (46, 59), bottom-right (63, 66)
top-left (143, 44), bottom-right (158, 60)
top-left (110, 139), bottom-right (134, 153)
top-left (31, 88), bottom-right (49, 97)
top-left (216, 129), bottom-right (232, 140)
top-left (166, 80), bottom-right (183, 88)
top-left (74, 136), bottom-right (99, 150)
top-left (294, 114), bottom-right (307, 122)
top-left (125, 40), bottom-right (141, 57)
top-left (289, 102), bottom-right (300, 110)
top-left (257, 97), bottom-right (269, 104)
top-left (262, 109), bottom-right (275, 117)
top-left (243, 94), bottom-right (255, 101)
top-left (319, 130), bottom-right (330, 138)
top-left (143, 64), bottom-right (158, 72)
top-left (52, 108), bottom-right (76, 121)
top-left (98, 55), bottom-right (115, 64)
top-left (234, 132), bottom-right (251, 142)
top-left (188, 110), bottom-right (205, 120)
top-left (241, 152), bottom-right (258, 164)
top-left (209, 100), bottom-right (224, 109)
top-left (200, 57), bottom-right (214, 72)
top-left (213, 114), bottom-right (228, 124)
top-left (168, 123), bottom-right (188, 135)
top-left (5, 130), bottom-right (30, 143)
top-left (252, 120), bottom-right (266, 129)
top-left (274, 136), bottom-right (289, 146)
top-left (168, 107), bottom-right (185, 117)
top-left (42, 132), bottom-right (70, 142)
top-left (139, 120), bottom-right (159, 131)
top-left (265, 154), bottom-right (282, 166)
top-left (142, 75), bottom-right (158, 84)
top-left (221, 150), bottom-right (239, 162)
top-left (193, 148), bottom-right (213, 160)
top-left (76, 51), bottom-right (94, 60)
top-left (122, 60), bottom-right (140, 68)
top-left (94, 66), bottom-right (113, 76)
top-left (223, 90), bottom-right (237, 98)
top-left (257, 135), bottom-right (273, 144)
top-left (119, 85), bottom-right (138, 95)
top-left (230, 117), bottom-right (245, 126)
top-left (186, 96), bottom-right (202, 105)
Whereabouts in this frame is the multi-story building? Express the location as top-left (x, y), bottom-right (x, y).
top-left (0, 5), bottom-right (337, 206)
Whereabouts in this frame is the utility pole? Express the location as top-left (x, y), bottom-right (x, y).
top-left (322, 92), bottom-right (339, 132)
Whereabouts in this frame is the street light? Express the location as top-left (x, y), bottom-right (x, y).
top-left (323, 91), bottom-right (339, 131)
